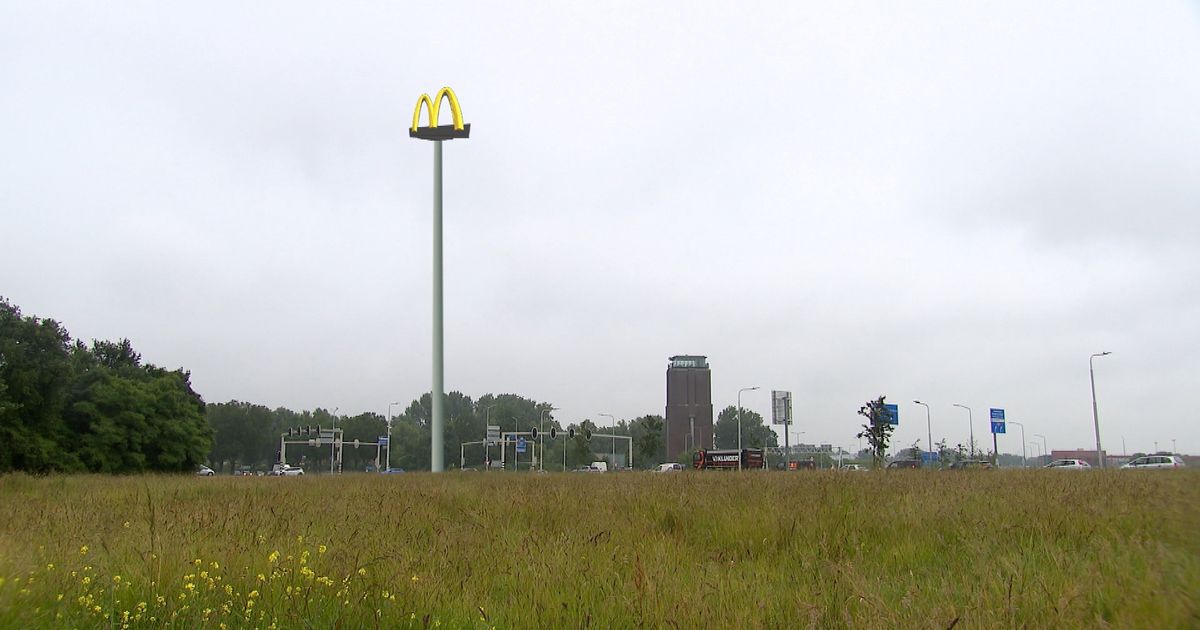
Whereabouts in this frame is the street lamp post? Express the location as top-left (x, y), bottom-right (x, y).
top-left (539, 406), bottom-right (557, 472)
top-left (952, 404), bottom-right (974, 458)
top-left (1030, 442), bottom-right (1042, 463)
top-left (913, 401), bottom-right (932, 466)
top-left (1090, 351), bottom-right (1111, 468)
top-left (410, 87), bottom-right (470, 472)
top-left (598, 413), bottom-right (616, 469)
top-left (1034, 433), bottom-right (1048, 462)
top-left (386, 401), bottom-right (400, 472)
top-left (737, 387), bottom-right (760, 471)
top-left (330, 407), bottom-right (339, 474)
top-left (1007, 420), bottom-right (1027, 468)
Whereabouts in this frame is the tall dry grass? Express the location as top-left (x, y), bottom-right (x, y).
top-left (0, 470), bottom-right (1196, 628)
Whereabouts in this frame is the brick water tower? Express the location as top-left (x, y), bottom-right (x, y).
top-left (665, 355), bottom-right (713, 461)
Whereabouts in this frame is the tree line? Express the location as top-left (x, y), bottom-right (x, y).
top-left (0, 298), bottom-right (211, 473)
top-left (1, 297), bottom-right (785, 474)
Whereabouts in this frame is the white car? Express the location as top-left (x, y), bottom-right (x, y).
top-left (655, 463), bottom-right (684, 472)
top-left (1121, 455), bottom-right (1185, 469)
top-left (1044, 459), bottom-right (1091, 469)
top-left (196, 465), bottom-right (215, 476)
top-left (840, 464), bottom-right (867, 471)
top-left (270, 465), bottom-right (305, 476)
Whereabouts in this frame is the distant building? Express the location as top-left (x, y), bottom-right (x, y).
top-left (1049, 449), bottom-right (1108, 467)
top-left (665, 355), bottom-right (712, 461)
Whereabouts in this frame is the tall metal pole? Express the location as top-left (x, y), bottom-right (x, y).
top-left (1034, 433), bottom-right (1047, 461)
top-left (953, 404), bottom-right (974, 458)
top-left (1008, 420), bottom-right (1026, 467)
top-left (914, 401), bottom-right (932, 466)
top-left (330, 407), bottom-right (338, 474)
top-left (386, 401), bottom-right (400, 472)
top-left (1089, 351), bottom-right (1111, 469)
top-left (736, 387), bottom-right (759, 471)
top-left (431, 140), bottom-right (445, 472)
top-left (599, 413), bottom-right (615, 469)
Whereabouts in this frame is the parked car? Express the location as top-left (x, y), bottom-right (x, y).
top-left (1121, 455), bottom-right (1185, 469)
top-left (886, 460), bottom-right (921, 469)
top-left (949, 460), bottom-right (994, 470)
top-left (1044, 459), bottom-right (1091, 469)
top-left (270, 464), bottom-right (304, 476)
top-left (655, 463), bottom-right (684, 473)
top-left (196, 465), bottom-right (215, 476)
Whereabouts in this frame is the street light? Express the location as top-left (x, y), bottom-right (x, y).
top-left (1007, 420), bottom-right (1027, 468)
top-left (1034, 433), bottom-right (1048, 461)
top-left (1089, 351), bottom-right (1111, 468)
top-left (330, 407), bottom-right (339, 474)
top-left (952, 404), bottom-right (974, 458)
top-left (598, 413), bottom-right (616, 468)
top-left (737, 387), bottom-right (760, 471)
top-left (913, 401), bottom-right (932, 465)
top-left (410, 86), bottom-right (471, 473)
top-left (539, 406), bottom-right (557, 472)
top-left (482, 403), bottom-right (499, 470)
top-left (1030, 442), bottom-right (1042, 463)
top-left (386, 401), bottom-right (401, 471)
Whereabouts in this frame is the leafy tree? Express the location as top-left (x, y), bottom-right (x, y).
top-left (714, 405), bottom-right (778, 450)
top-left (0, 299), bottom-right (77, 472)
top-left (630, 414), bottom-right (665, 468)
top-left (856, 395), bottom-right (894, 468)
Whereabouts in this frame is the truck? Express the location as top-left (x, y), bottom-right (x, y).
top-left (590, 461), bottom-right (609, 472)
top-left (692, 448), bottom-right (766, 470)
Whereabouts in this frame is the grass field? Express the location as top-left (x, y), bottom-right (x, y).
top-left (0, 471), bottom-right (1197, 629)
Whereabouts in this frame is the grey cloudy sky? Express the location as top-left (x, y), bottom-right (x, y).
top-left (3, 1), bottom-right (1198, 457)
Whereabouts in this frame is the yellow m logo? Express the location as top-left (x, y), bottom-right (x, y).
top-left (411, 87), bottom-right (465, 133)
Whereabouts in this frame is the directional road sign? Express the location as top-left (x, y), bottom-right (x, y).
top-left (516, 437), bottom-right (527, 454)
top-left (884, 404), bottom-right (899, 425)
top-left (990, 408), bottom-right (1005, 434)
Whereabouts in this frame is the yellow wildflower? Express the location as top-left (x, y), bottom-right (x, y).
top-left (318, 544), bottom-right (327, 554)
top-left (79, 545), bottom-right (89, 556)
top-left (267, 551), bottom-right (279, 564)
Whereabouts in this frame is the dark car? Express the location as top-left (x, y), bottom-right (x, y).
top-left (886, 460), bottom-right (921, 469)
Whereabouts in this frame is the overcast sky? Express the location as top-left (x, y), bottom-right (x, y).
top-left (3, 1), bottom-right (1198, 457)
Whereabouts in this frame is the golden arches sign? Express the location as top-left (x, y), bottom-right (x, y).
top-left (409, 87), bottom-right (470, 140)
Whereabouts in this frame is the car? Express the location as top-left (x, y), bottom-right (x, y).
top-left (840, 463), bottom-right (867, 471)
top-left (196, 465), bottom-right (215, 476)
top-left (270, 464), bottom-right (304, 476)
top-left (1044, 459), bottom-right (1091, 469)
top-left (949, 460), bottom-right (994, 470)
top-left (571, 466), bottom-right (603, 472)
top-left (379, 467), bottom-right (406, 474)
top-left (655, 463), bottom-right (684, 472)
top-left (234, 466), bottom-right (255, 476)
top-left (1121, 455), bottom-right (1185, 469)
top-left (886, 460), bottom-right (921, 469)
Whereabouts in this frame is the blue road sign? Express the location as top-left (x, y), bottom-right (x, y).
top-left (516, 437), bottom-right (527, 454)
top-left (884, 404), bottom-right (899, 425)
top-left (990, 408), bottom-right (1005, 434)
top-left (378, 436), bottom-right (389, 446)
top-left (921, 451), bottom-right (940, 463)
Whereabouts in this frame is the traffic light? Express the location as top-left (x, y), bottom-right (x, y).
top-left (568, 427), bottom-right (576, 440)
top-left (584, 429), bottom-right (592, 442)
top-left (549, 427), bottom-right (558, 440)
top-left (530, 427), bottom-right (539, 440)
